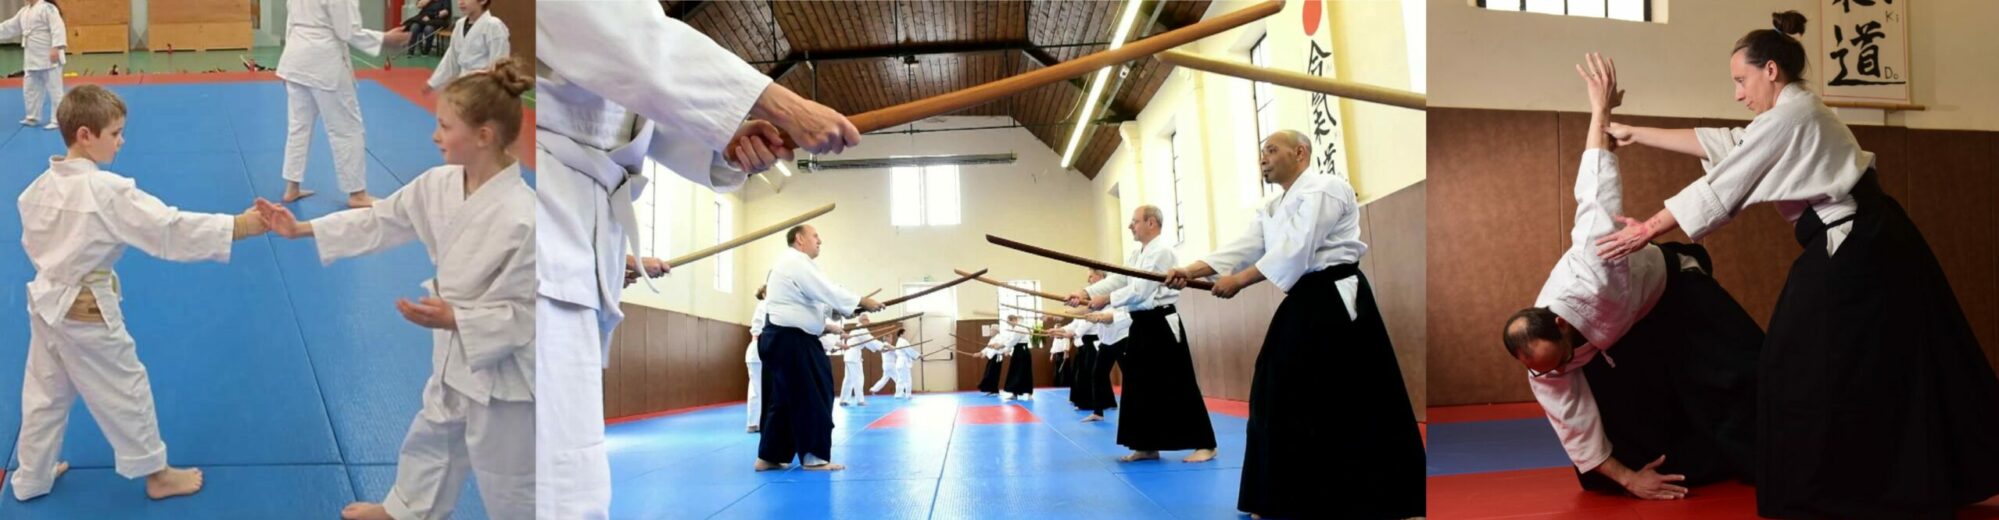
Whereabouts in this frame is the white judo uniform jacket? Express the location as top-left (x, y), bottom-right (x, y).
top-left (312, 163), bottom-right (537, 405)
top-left (535, 4), bottom-right (771, 519)
top-left (428, 13), bottom-right (512, 91)
top-left (278, 0), bottom-right (386, 91)
top-left (0, 1), bottom-right (65, 71)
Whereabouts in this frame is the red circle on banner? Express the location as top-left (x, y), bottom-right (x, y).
top-left (1302, 0), bottom-right (1321, 36)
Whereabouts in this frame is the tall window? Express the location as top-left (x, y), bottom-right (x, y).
top-left (996, 280), bottom-right (1041, 327)
top-left (891, 163), bottom-right (962, 226)
top-left (637, 159), bottom-right (671, 260)
top-left (1248, 36), bottom-right (1276, 200)
top-left (1478, 0), bottom-right (1650, 22)
top-left (903, 283), bottom-right (957, 317)
top-left (714, 198), bottom-right (733, 293)
top-left (1168, 130), bottom-right (1188, 246)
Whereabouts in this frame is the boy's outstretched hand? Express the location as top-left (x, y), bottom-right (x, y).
top-left (396, 297), bottom-right (457, 330)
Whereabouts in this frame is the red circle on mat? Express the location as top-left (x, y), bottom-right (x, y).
top-left (1303, 0), bottom-right (1321, 36)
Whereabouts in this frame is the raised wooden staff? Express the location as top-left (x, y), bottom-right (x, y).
top-left (947, 334), bottom-right (999, 356)
top-left (956, 268), bottom-right (1069, 302)
top-left (861, 269), bottom-right (989, 313)
top-left (841, 312), bottom-right (923, 332)
top-left (885, 338), bottom-right (934, 352)
top-left (1157, 50), bottom-right (1428, 111)
top-left (985, 234), bottom-right (1215, 291)
top-left (1001, 302), bottom-right (1086, 320)
top-left (662, 203), bottom-right (835, 267)
top-left (759, 0), bottom-right (1281, 151)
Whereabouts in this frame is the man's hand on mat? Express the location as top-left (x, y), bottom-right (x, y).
top-left (1620, 455), bottom-right (1689, 500)
top-left (1595, 215), bottom-right (1652, 261)
top-left (396, 297), bottom-right (457, 330)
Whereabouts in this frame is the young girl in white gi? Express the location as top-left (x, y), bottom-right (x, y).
top-left (257, 59), bottom-right (534, 520)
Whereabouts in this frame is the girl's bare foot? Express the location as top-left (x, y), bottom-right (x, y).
top-left (144, 467), bottom-right (203, 500)
top-left (752, 459), bottom-right (788, 471)
top-left (1082, 414), bottom-right (1104, 423)
top-left (346, 192), bottom-right (377, 208)
top-left (340, 502), bottom-right (393, 520)
top-left (801, 462), bottom-right (846, 471)
top-left (1183, 449), bottom-right (1217, 463)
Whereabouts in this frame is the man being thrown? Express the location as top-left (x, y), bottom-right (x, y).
top-left (1503, 53), bottom-right (1760, 500)
top-left (755, 224), bottom-right (884, 472)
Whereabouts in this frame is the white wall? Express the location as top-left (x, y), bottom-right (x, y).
top-left (1430, 0), bottom-right (1999, 130)
top-left (620, 162), bottom-right (753, 326)
top-left (1090, 0), bottom-right (1425, 262)
top-left (730, 116), bottom-right (1104, 391)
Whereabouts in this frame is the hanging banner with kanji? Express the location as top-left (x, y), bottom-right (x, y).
top-left (1820, 0), bottom-right (1911, 104)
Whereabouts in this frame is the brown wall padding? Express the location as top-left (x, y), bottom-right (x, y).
top-left (1429, 108), bottom-right (1999, 407)
top-left (63, 0), bottom-right (132, 24)
top-left (487, 0), bottom-right (532, 64)
top-left (602, 304), bottom-right (753, 420)
top-left (150, 0), bottom-right (250, 23)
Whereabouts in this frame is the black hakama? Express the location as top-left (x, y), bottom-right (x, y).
top-left (757, 325), bottom-right (837, 464)
top-left (1086, 339), bottom-right (1123, 414)
top-left (1005, 343), bottom-right (1035, 395)
top-left (1115, 305), bottom-right (1217, 452)
top-left (1757, 172), bottom-right (1999, 519)
top-left (977, 354), bottom-right (1003, 394)
top-left (1069, 335), bottom-right (1098, 408)
top-left (1053, 352), bottom-right (1071, 387)
top-left (1573, 243), bottom-right (1760, 493)
top-left (1238, 266), bottom-right (1423, 519)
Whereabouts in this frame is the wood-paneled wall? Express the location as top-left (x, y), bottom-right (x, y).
top-left (602, 303), bottom-right (753, 420)
top-left (952, 318), bottom-right (1070, 392)
top-left (1177, 181), bottom-right (1428, 417)
top-left (1428, 107), bottom-right (1999, 406)
top-left (605, 184), bottom-right (1427, 420)
top-left (487, 0), bottom-right (532, 64)
top-left (149, 0), bottom-right (253, 50)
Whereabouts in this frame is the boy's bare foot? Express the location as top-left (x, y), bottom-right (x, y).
top-left (282, 187), bottom-right (315, 203)
top-left (1118, 451), bottom-right (1160, 463)
top-left (347, 192), bottom-right (377, 208)
top-left (752, 459), bottom-right (788, 471)
top-left (340, 502), bottom-right (393, 520)
top-left (1183, 449), bottom-right (1217, 463)
top-left (801, 462), bottom-right (845, 471)
top-left (145, 467), bottom-right (203, 500)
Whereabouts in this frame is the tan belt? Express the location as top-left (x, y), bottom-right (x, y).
top-left (65, 271), bottom-right (119, 323)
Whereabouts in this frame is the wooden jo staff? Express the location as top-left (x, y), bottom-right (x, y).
top-left (858, 269), bottom-right (989, 314)
top-left (841, 312), bottom-right (924, 332)
top-left (885, 338), bottom-right (934, 353)
top-left (1000, 302), bottom-right (1086, 320)
top-left (661, 203), bottom-right (834, 268)
top-left (762, 0), bottom-right (1282, 150)
top-left (956, 268), bottom-right (1069, 302)
top-left (1157, 50), bottom-right (1428, 111)
top-left (985, 234), bottom-right (1216, 291)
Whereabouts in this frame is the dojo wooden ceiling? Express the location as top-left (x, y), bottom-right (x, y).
top-left (664, 0), bottom-right (1213, 179)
